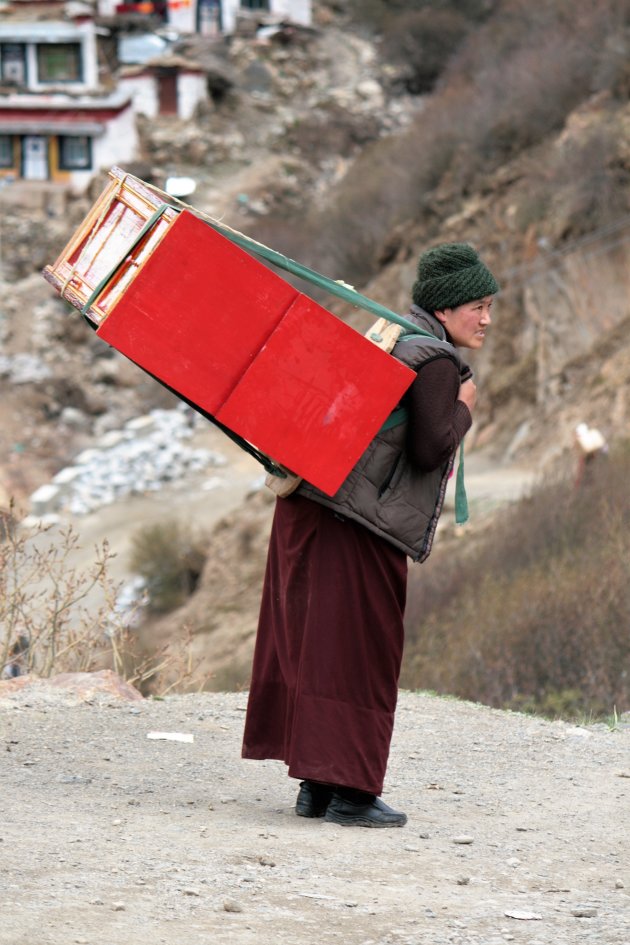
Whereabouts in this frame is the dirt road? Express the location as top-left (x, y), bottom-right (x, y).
top-left (0, 680), bottom-right (628, 945)
top-left (23, 421), bottom-right (537, 605)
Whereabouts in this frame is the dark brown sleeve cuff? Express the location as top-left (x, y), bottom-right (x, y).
top-left (453, 400), bottom-right (473, 440)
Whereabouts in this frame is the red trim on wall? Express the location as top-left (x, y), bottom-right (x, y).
top-left (0, 107), bottom-right (130, 122)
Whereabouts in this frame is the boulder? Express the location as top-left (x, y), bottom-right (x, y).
top-left (0, 669), bottom-right (143, 702)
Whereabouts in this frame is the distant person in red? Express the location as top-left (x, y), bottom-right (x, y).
top-left (242, 243), bottom-right (499, 827)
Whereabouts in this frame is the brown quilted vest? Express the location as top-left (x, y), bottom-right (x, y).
top-left (296, 309), bottom-right (471, 562)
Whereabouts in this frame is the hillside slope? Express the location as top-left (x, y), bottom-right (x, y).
top-left (361, 94), bottom-right (630, 468)
top-left (2, 11), bottom-right (628, 500)
top-left (1, 3), bottom-right (629, 698)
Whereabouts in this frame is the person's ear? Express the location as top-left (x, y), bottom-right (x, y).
top-left (434, 309), bottom-right (447, 325)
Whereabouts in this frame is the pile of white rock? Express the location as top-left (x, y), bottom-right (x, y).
top-left (0, 352), bottom-right (52, 384)
top-left (30, 406), bottom-right (227, 518)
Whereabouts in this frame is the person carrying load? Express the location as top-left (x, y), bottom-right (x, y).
top-left (242, 242), bottom-right (499, 827)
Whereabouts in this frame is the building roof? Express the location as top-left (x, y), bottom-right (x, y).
top-left (0, 21), bottom-right (93, 42)
top-left (0, 90), bottom-right (132, 109)
top-left (0, 117), bottom-right (107, 133)
top-left (120, 53), bottom-right (205, 77)
top-left (0, 88), bottom-right (132, 132)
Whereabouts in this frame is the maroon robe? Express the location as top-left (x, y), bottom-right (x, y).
top-left (242, 493), bottom-right (408, 794)
top-left (241, 358), bottom-right (471, 795)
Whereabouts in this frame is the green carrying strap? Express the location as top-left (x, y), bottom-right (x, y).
top-left (379, 406), bottom-right (409, 433)
top-left (455, 441), bottom-right (469, 525)
top-left (201, 216), bottom-right (438, 339)
top-left (197, 215), bottom-right (469, 523)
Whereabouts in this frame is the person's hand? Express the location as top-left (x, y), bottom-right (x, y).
top-left (458, 378), bottom-right (477, 413)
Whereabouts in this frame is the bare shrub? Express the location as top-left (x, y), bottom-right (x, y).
top-left (441, 3), bottom-right (614, 191)
top-left (1, 503), bottom-right (126, 679)
top-left (251, 0), bottom-right (627, 288)
top-left (348, 0), bottom-right (493, 37)
top-left (380, 10), bottom-right (472, 95)
top-left (0, 504), bottom-right (207, 695)
top-left (129, 519), bottom-right (207, 614)
top-left (594, 27), bottom-right (630, 100)
top-left (545, 126), bottom-right (627, 240)
top-left (285, 102), bottom-right (381, 162)
top-left (311, 133), bottom-right (426, 280)
top-left (249, 130), bottom-right (421, 285)
top-left (402, 444), bottom-right (630, 718)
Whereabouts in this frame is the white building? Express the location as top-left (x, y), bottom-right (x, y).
top-left (0, 20), bottom-right (99, 91)
top-left (220, 0), bottom-right (312, 35)
top-left (119, 55), bottom-right (208, 119)
top-left (97, 0), bottom-right (311, 36)
top-left (0, 19), bottom-right (138, 193)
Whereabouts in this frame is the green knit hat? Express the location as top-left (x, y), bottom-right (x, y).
top-left (411, 242), bottom-right (499, 312)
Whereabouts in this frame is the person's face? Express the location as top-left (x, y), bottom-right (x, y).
top-left (434, 296), bottom-right (493, 349)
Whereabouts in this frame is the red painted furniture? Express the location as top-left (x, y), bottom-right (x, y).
top-left (43, 168), bottom-right (414, 495)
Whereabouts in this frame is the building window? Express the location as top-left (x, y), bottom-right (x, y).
top-left (0, 135), bottom-right (14, 168)
top-left (240, 0), bottom-right (270, 10)
top-left (0, 43), bottom-right (27, 86)
top-left (58, 135), bottom-right (92, 170)
top-left (36, 43), bottom-right (82, 83)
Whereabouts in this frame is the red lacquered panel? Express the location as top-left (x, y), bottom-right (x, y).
top-left (96, 210), bottom-right (299, 414)
top-left (216, 293), bottom-right (415, 495)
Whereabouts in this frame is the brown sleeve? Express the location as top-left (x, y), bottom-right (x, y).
top-left (406, 356), bottom-right (472, 471)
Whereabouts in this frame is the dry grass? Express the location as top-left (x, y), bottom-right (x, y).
top-left (0, 504), bottom-right (122, 679)
top-left (0, 504), bottom-right (202, 695)
top-left (250, 0), bottom-right (628, 287)
top-left (402, 443), bottom-right (630, 719)
top-left (129, 519), bottom-right (207, 614)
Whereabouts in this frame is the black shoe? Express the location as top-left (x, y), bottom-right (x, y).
top-left (324, 793), bottom-right (407, 828)
top-left (295, 780), bottom-right (334, 818)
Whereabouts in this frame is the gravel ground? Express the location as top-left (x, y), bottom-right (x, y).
top-left (1, 680), bottom-right (628, 945)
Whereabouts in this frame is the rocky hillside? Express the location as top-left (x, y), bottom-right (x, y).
top-left (1, 1), bottom-right (629, 691)
top-left (2, 2), bottom-right (629, 499)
